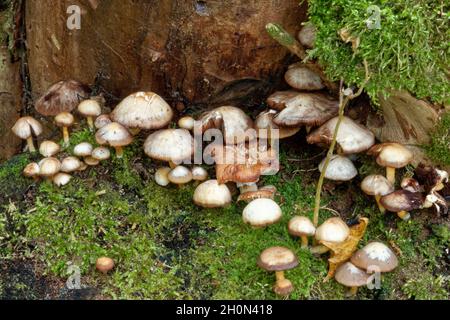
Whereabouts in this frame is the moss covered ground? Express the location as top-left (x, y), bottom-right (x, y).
top-left (0, 129), bottom-right (449, 300)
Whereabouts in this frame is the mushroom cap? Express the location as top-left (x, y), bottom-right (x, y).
top-left (257, 246), bottom-right (299, 271)
top-left (39, 140), bottom-right (61, 157)
top-left (61, 156), bottom-right (82, 173)
top-left (237, 189), bottom-right (276, 202)
top-left (168, 166), bottom-right (193, 184)
top-left (96, 257), bottom-right (115, 274)
top-left (288, 216), bottom-right (316, 237)
top-left (315, 217), bottom-right (350, 243)
top-left (335, 262), bottom-right (370, 287)
top-left (73, 142), bottom-right (93, 157)
top-left (191, 166), bottom-right (208, 181)
top-left (55, 112), bottom-right (75, 127)
top-left (255, 110), bottom-right (300, 139)
top-left (318, 155), bottom-right (357, 181)
top-left (11, 117), bottom-right (43, 139)
top-left (380, 190), bottom-right (423, 212)
top-left (94, 114), bottom-right (112, 129)
top-left (242, 198), bottom-right (282, 227)
top-left (35, 80), bottom-right (90, 116)
top-left (368, 143), bottom-right (413, 168)
top-left (178, 116), bottom-right (195, 130)
top-left (273, 93), bottom-right (339, 127)
top-left (53, 173), bottom-right (72, 186)
top-left (400, 177), bottom-right (422, 193)
top-left (38, 157), bottom-right (61, 177)
top-left (361, 175), bottom-right (394, 196)
top-left (95, 122), bottom-right (133, 147)
top-left (199, 106), bottom-right (255, 145)
top-left (307, 116), bottom-right (375, 154)
top-left (285, 66), bottom-right (324, 91)
top-left (92, 147), bottom-right (111, 161)
top-left (266, 90), bottom-right (301, 111)
top-left (297, 23), bottom-right (316, 49)
top-left (155, 167), bottom-right (171, 187)
top-left (111, 91), bottom-right (173, 130)
top-left (78, 99), bottom-right (101, 117)
top-left (78, 162), bottom-right (88, 171)
top-left (351, 242), bottom-right (398, 273)
top-left (193, 179), bottom-right (232, 208)
top-left (23, 162), bottom-right (40, 177)
top-left (144, 129), bottom-right (193, 163)
top-left (84, 156), bottom-right (100, 166)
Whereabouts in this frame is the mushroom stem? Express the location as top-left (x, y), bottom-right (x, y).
top-left (129, 128), bottom-right (141, 136)
top-left (386, 167), bottom-right (396, 185)
top-left (169, 161), bottom-right (177, 169)
top-left (310, 245), bottom-right (330, 255)
top-left (348, 286), bottom-right (358, 297)
top-left (87, 116), bottom-right (94, 129)
top-left (300, 235), bottom-right (309, 248)
top-left (374, 195), bottom-right (386, 213)
top-left (26, 137), bottom-right (36, 152)
top-left (275, 271), bottom-right (285, 282)
top-left (397, 211), bottom-right (411, 220)
top-left (62, 127), bottom-right (70, 145)
top-left (115, 146), bottom-right (124, 158)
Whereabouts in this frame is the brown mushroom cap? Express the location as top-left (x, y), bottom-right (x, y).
top-left (95, 122), bottom-right (133, 147)
top-left (285, 66), bottom-right (324, 91)
top-left (84, 156), bottom-right (100, 166)
top-left (379, 190), bottom-right (423, 212)
top-left (351, 242), bottom-right (398, 273)
top-left (55, 112), bottom-right (75, 127)
top-left (257, 246), bottom-right (299, 271)
top-left (96, 257), bottom-right (115, 274)
top-left (315, 217), bottom-right (350, 243)
top-left (335, 262), bottom-right (370, 287)
top-left (111, 91), bottom-right (174, 130)
top-left (23, 162), bottom-right (40, 178)
top-left (61, 157), bottom-right (82, 173)
top-left (168, 166), bottom-right (193, 184)
top-left (307, 116), bottom-right (375, 154)
top-left (273, 93), bottom-right (339, 127)
top-left (94, 114), bottom-right (112, 129)
top-left (318, 155), bottom-right (357, 181)
top-left (361, 175), bottom-right (394, 196)
top-left (144, 129), bottom-right (193, 163)
top-left (78, 99), bottom-right (102, 117)
top-left (266, 90), bottom-right (301, 111)
top-left (400, 177), bottom-right (422, 193)
top-left (368, 143), bottom-right (413, 168)
top-left (35, 80), bottom-right (90, 116)
top-left (297, 23), bottom-right (316, 49)
top-left (38, 157), bottom-right (61, 177)
top-left (191, 166), bottom-right (208, 181)
top-left (193, 179), bottom-right (232, 208)
top-left (39, 140), bottom-right (61, 157)
top-left (11, 117), bottom-right (43, 139)
top-left (288, 216), bottom-right (316, 237)
top-left (91, 147), bottom-right (111, 161)
top-left (255, 110), bottom-right (300, 139)
top-left (242, 198), bottom-right (282, 227)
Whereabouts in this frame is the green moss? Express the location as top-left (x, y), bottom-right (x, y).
top-left (425, 112), bottom-right (450, 166)
top-left (402, 273), bottom-right (448, 300)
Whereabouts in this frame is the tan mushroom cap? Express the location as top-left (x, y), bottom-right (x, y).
top-left (242, 198), bottom-right (282, 227)
top-left (318, 155), bottom-right (357, 181)
top-left (361, 175), bottom-right (394, 196)
top-left (297, 23), bottom-right (316, 49)
top-left (257, 246), bottom-right (299, 271)
top-left (53, 173), bottom-right (72, 186)
top-left (11, 117), bottom-right (43, 139)
top-left (168, 166), bottom-right (193, 184)
top-left (78, 99), bottom-right (101, 117)
top-left (155, 167), bottom-right (171, 187)
top-left (61, 157), bottom-right (82, 173)
top-left (351, 242), bottom-right (398, 273)
top-left (266, 90), bottom-right (301, 111)
top-left (35, 80), bottom-right (90, 116)
top-left (144, 129), bottom-right (194, 163)
top-left (191, 166), bottom-right (208, 181)
top-left (96, 257), bottom-right (115, 274)
top-left (193, 179), bottom-right (232, 208)
top-left (315, 217), bottom-right (350, 243)
top-left (288, 216), bottom-right (316, 237)
top-left (73, 142), bottom-right (93, 157)
top-left (307, 116), bottom-right (375, 154)
top-left (23, 162), bottom-right (40, 178)
top-left (380, 190), bottom-right (423, 212)
top-left (285, 66), bottom-right (324, 91)
top-left (178, 116), bottom-right (195, 130)
top-left (95, 122), bottom-right (133, 147)
top-left (84, 156), bottom-right (100, 166)
top-left (92, 147), bottom-right (111, 161)
top-left (255, 110), bottom-right (300, 139)
top-left (368, 143), bottom-right (413, 168)
top-left (55, 112), bottom-right (75, 127)
top-left (39, 141), bottom-right (61, 157)
top-left (111, 91), bottom-right (174, 130)
top-left (335, 262), bottom-right (370, 287)
top-left (273, 93), bottom-right (339, 128)
top-left (400, 177), bottom-right (421, 193)
top-left (94, 114), bottom-right (112, 129)
top-left (38, 157), bottom-right (61, 177)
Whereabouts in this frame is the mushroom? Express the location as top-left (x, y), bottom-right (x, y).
top-left (237, 187), bottom-right (277, 202)
top-left (255, 110), bottom-right (300, 145)
top-left (380, 190), bottom-right (423, 220)
top-left (368, 143), bottom-right (413, 185)
top-left (193, 180), bottom-right (232, 208)
top-left (307, 116), bottom-right (375, 154)
top-left (144, 129), bottom-right (194, 168)
top-left (335, 262), bottom-right (370, 296)
top-left (11, 116), bottom-right (43, 152)
top-left (92, 147), bottom-right (111, 161)
top-left (242, 198), bottom-right (282, 228)
top-left (84, 156), bottom-right (100, 166)
top-left (351, 242), bottom-right (398, 277)
top-left (96, 257), bottom-right (115, 274)
top-left (38, 157), bottom-right (61, 181)
top-left (78, 162), bottom-right (88, 172)
top-left (288, 216), bottom-right (316, 248)
top-left (318, 155), bottom-right (357, 182)
top-left (111, 91), bottom-right (174, 133)
top-left (53, 173), bottom-right (72, 186)
top-left (39, 140), bottom-right (61, 158)
top-left (312, 217), bottom-right (350, 254)
top-left (178, 116), bottom-right (196, 131)
top-left (23, 162), bottom-right (40, 180)
top-left (95, 122), bottom-right (133, 158)
top-left (168, 166), bottom-right (193, 187)
top-left (35, 80), bottom-right (90, 116)
top-left (400, 177), bottom-right (422, 193)
top-left (257, 246), bottom-right (299, 296)
top-left (155, 167), bottom-right (171, 187)
top-left (266, 90), bottom-right (301, 111)
top-left (55, 112), bottom-right (75, 145)
top-left (284, 66), bottom-right (324, 91)
top-left (94, 114), bottom-right (112, 129)
top-left (73, 142), bottom-right (94, 158)
top-left (237, 182), bottom-right (258, 194)
top-left (78, 99), bottom-right (102, 129)
top-left (297, 23), bottom-right (316, 49)
top-left (61, 156), bottom-right (82, 173)
top-left (361, 175), bottom-right (395, 213)
top-left (191, 166), bottom-right (208, 183)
